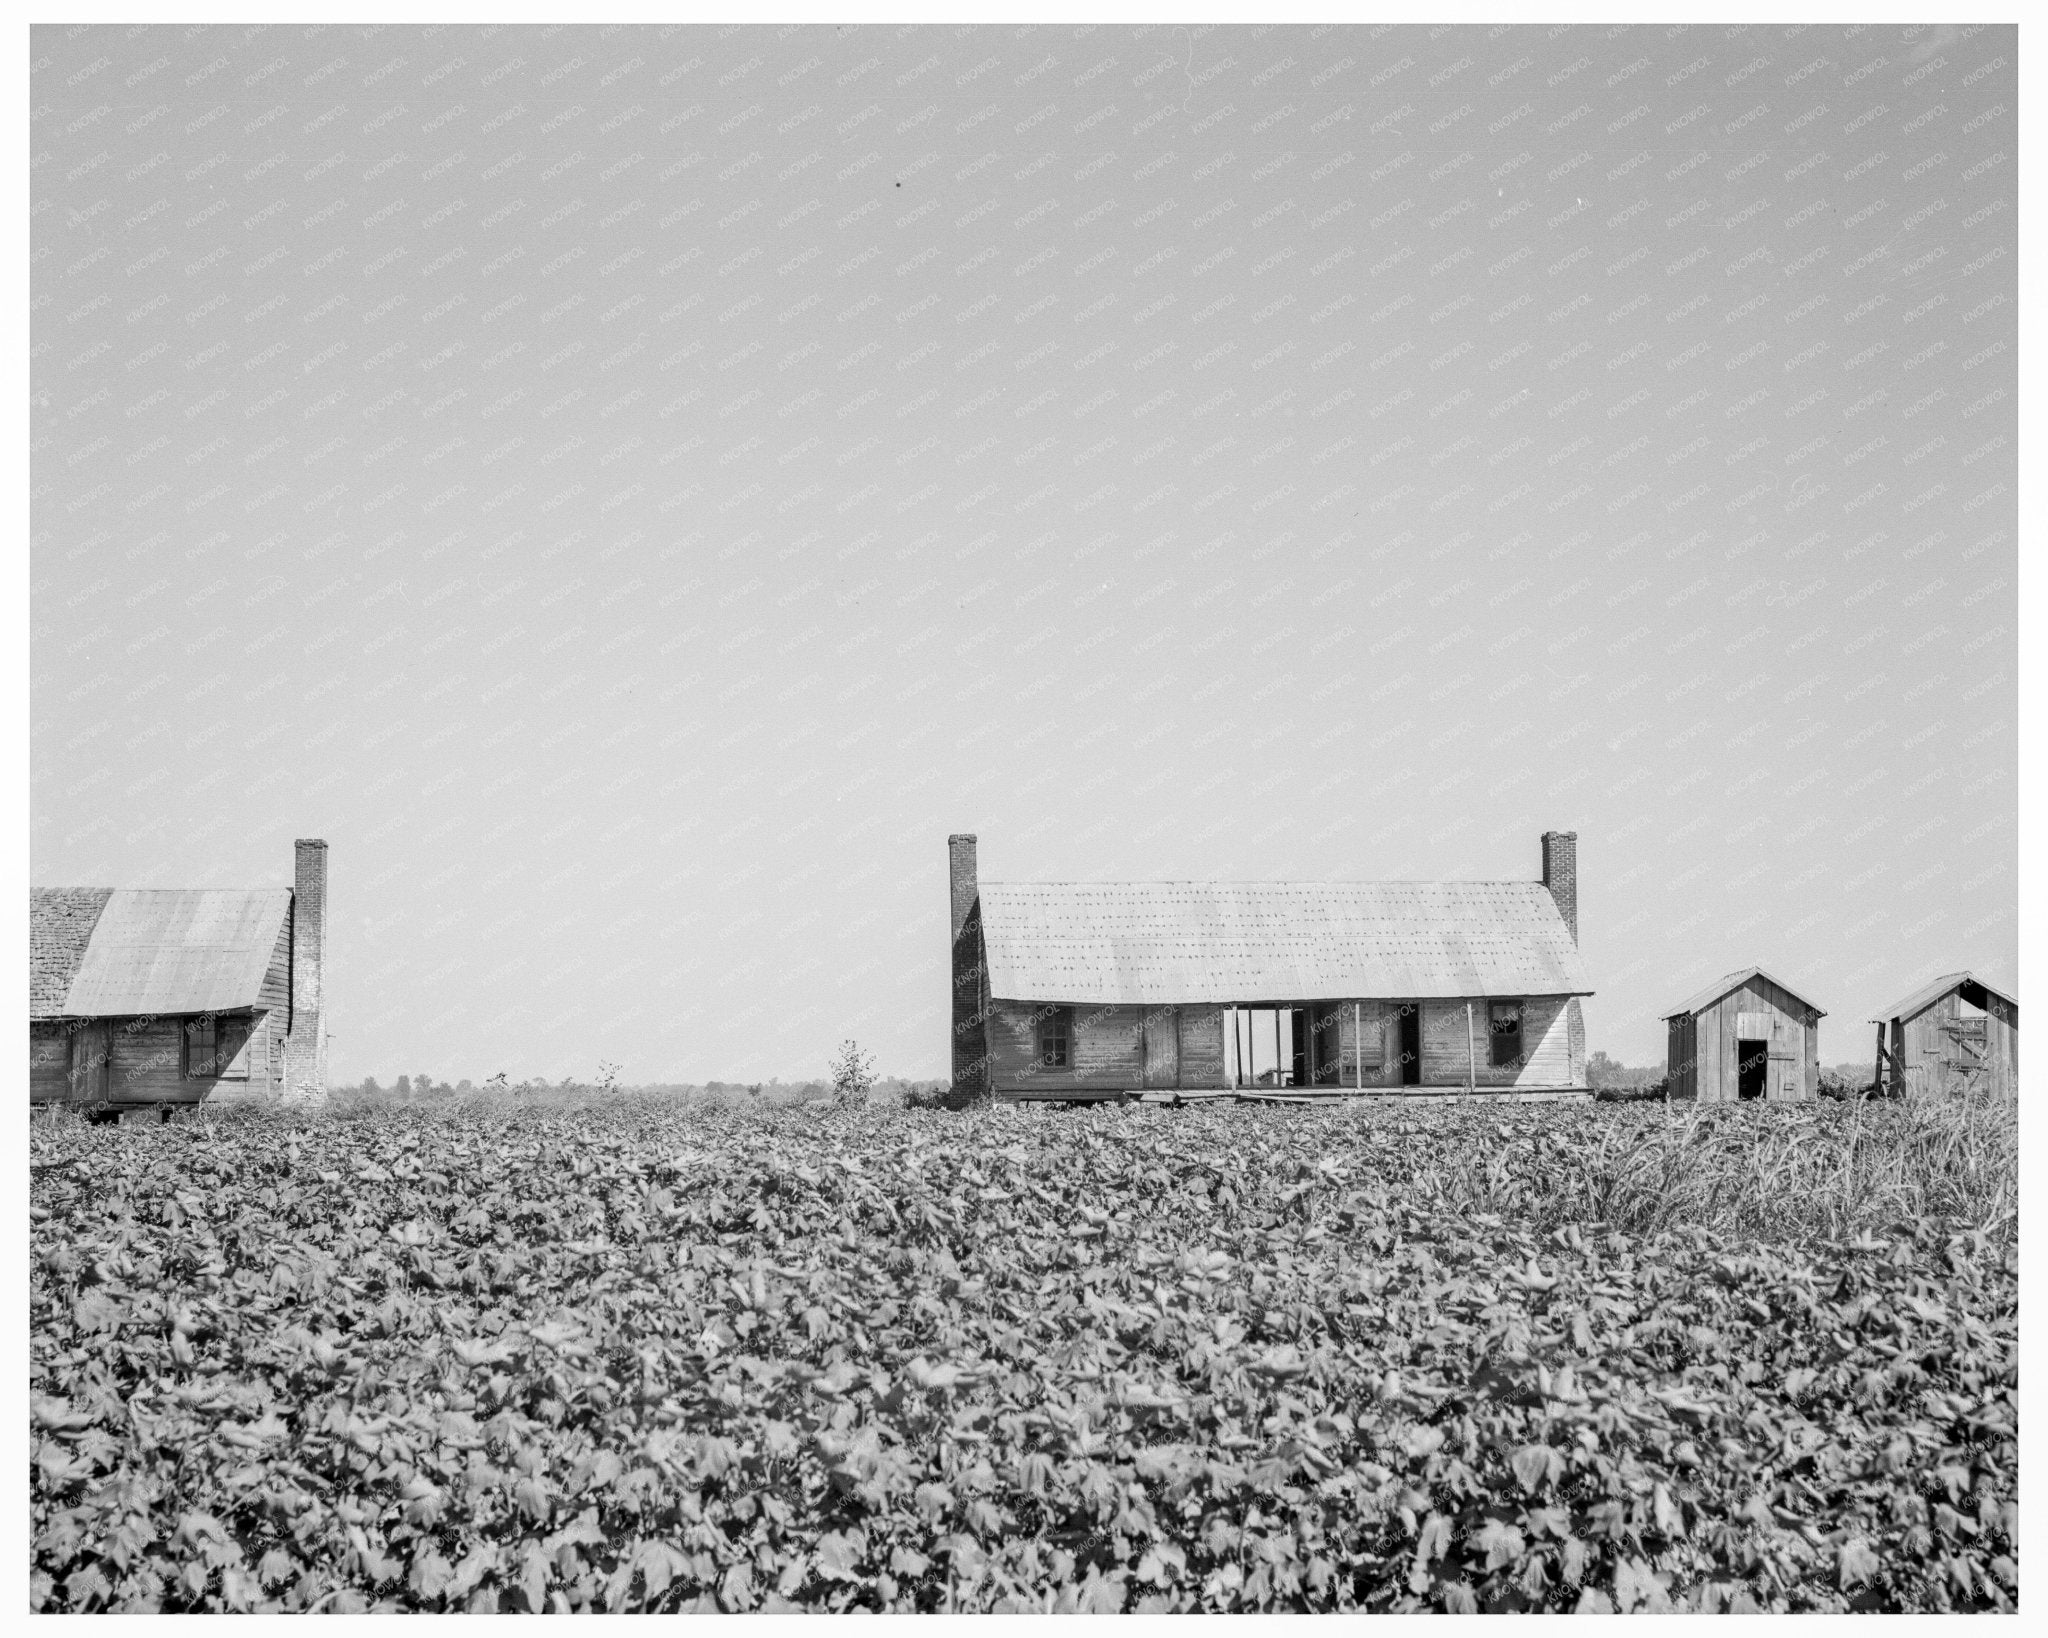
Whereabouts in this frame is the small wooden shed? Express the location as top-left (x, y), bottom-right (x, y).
top-left (1663, 967), bottom-right (1822, 1103)
top-left (1870, 972), bottom-right (2017, 1100)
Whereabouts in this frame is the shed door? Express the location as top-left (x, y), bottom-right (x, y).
top-left (1766, 1014), bottom-right (1800, 1100)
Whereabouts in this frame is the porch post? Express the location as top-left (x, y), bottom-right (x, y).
top-left (1466, 1001), bottom-right (1477, 1100)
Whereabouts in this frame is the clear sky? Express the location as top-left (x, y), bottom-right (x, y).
top-left (31, 22), bottom-right (2016, 1080)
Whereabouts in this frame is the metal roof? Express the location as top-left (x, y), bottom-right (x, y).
top-left (1662, 966), bottom-right (1827, 1021)
top-left (977, 880), bottom-right (1591, 1005)
top-left (1870, 970), bottom-right (2018, 1024)
top-left (37, 888), bottom-right (291, 1019)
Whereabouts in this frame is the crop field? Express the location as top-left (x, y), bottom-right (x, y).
top-left (30, 1097), bottom-right (2016, 1612)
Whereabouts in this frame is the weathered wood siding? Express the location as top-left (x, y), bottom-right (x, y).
top-left (1667, 1014), bottom-right (1698, 1100)
top-left (1331, 996), bottom-right (1577, 1088)
top-left (211, 1010), bottom-right (286, 1105)
top-left (1691, 975), bottom-right (1817, 1102)
top-left (1895, 989), bottom-right (2019, 1101)
top-left (109, 1018), bottom-right (189, 1102)
top-left (986, 1000), bottom-right (1140, 1095)
top-left (30, 1023), bottom-right (72, 1101)
top-left (991, 995), bottom-right (1584, 1095)
top-left (989, 999), bottom-right (1229, 1094)
top-left (1903, 995), bottom-right (1951, 1100)
top-left (1983, 993), bottom-right (2018, 1101)
top-left (1337, 1002), bottom-right (1397, 1088)
top-left (68, 1012), bottom-right (266, 1105)
top-left (1141, 1006), bottom-right (1179, 1087)
top-left (1179, 1006), bottom-right (1226, 1088)
top-left (259, 908), bottom-right (293, 1095)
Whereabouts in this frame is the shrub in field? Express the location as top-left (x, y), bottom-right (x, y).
top-left (1593, 1077), bottom-right (1668, 1104)
top-left (829, 1041), bottom-right (876, 1111)
top-left (29, 1101), bottom-right (2015, 1612)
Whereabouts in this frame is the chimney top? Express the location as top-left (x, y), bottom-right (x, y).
top-left (1540, 830), bottom-right (1578, 946)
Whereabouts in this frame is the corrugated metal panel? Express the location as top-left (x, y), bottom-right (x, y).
top-left (979, 880), bottom-right (1591, 1004)
top-left (1870, 970), bottom-right (2017, 1024)
top-left (1663, 966), bottom-right (1827, 1022)
top-left (30, 888), bottom-right (113, 1018)
top-left (58, 889), bottom-right (292, 1018)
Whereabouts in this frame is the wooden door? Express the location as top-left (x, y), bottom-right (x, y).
top-left (1767, 1015), bottom-right (1800, 1101)
top-left (67, 1022), bottom-right (111, 1104)
top-left (1142, 1007), bottom-right (1179, 1088)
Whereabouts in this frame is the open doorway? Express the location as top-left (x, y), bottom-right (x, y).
top-left (1306, 1004), bottom-right (1344, 1086)
top-left (1225, 1006), bottom-right (1315, 1088)
top-left (1737, 1038), bottom-right (1768, 1101)
top-left (1396, 1003), bottom-right (1422, 1086)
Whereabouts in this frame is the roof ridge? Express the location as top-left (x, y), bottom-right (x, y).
top-left (980, 877), bottom-right (1545, 886)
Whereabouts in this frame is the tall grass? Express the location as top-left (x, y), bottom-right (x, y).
top-left (1408, 1092), bottom-right (2017, 1246)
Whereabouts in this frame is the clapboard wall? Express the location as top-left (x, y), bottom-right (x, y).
top-left (985, 1000), bottom-right (1226, 1097)
top-left (985, 994), bottom-right (1579, 1095)
top-left (1889, 986), bottom-right (2018, 1102)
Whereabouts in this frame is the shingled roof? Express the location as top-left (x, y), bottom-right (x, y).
top-left (30, 888), bottom-right (113, 1017)
top-left (29, 888), bottom-right (291, 1020)
top-left (977, 880), bottom-right (1590, 1005)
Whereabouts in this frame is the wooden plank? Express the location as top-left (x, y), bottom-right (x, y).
top-left (30, 1023), bottom-right (72, 1101)
top-left (110, 1018), bottom-right (189, 1102)
top-left (1179, 1005), bottom-right (1224, 1088)
top-left (1142, 1005), bottom-right (1179, 1089)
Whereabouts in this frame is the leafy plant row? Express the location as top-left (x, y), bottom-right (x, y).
top-left (30, 1101), bottom-right (2016, 1611)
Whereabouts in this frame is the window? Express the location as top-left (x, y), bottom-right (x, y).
top-left (1489, 1002), bottom-right (1524, 1069)
top-left (185, 1016), bottom-right (251, 1081)
top-left (1037, 1005), bottom-right (1072, 1070)
top-left (184, 1018), bottom-right (218, 1079)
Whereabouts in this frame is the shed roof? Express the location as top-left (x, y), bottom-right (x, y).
top-left (1870, 970), bottom-right (2018, 1024)
top-left (977, 880), bottom-right (1591, 1005)
top-left (31, 888), bottom-right (291, 1020)
top-left (1662, 966), bottom-right (1826, 1021)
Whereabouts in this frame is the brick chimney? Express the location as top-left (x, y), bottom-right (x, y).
top-left (1541, 830), bottom-right (1577, 944)
top-left (290, 838), bottom-right (328, 1096)
top-left (949, 834), bottom-right (987, 1095)
top-left (948, 833), bottom-right (978, 948)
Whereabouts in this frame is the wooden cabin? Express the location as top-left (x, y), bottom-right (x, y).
top-left (1870, 972), bottom-right (2017, 1100)
top-left (949, 831), bottom-right (1593, 1102)
top-left (1662, 967), bottom-right (1821, 1103)
top-left (29, 839), bottom-right (328, 1116)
